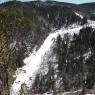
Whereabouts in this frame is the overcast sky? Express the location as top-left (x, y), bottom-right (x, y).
top-left (0, 0), bottom-right (95, 4)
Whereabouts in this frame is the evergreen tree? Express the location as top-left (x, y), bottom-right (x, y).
top-left (81, 16), bottom-right (87, 25)
top-left (0, 9), bottom-right (31, 95)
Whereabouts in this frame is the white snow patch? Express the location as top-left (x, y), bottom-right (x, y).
top-left (75, 12), bottom-right (83, 19)
top-left (83, 51), bottom-right (92, 60)
top-left (85, 94), bottom-right (95, 95)
top-left (10, 41), bottom-right (16, 49)
top-left (87, 20), bottom-right (95, 28)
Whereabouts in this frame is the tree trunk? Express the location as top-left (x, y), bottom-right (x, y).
top-left (5, 70), bottom-right (10, 95)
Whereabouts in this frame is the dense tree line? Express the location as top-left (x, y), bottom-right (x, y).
top-left (55, 27), bottom-right (95, 91)
top-left (0, 9), bottom-right (31, 95)
top-left (32, 27), bottom-right (95, 94)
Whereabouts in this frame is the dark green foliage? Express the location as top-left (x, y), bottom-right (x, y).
top-left (81, 16), bottom-right (87, 25)
top-left (36, 5), bottom-right (81, 28)
top-left (0, 1), bottom-right (82, 29)
top-left (32, 62), bottom-right (56, 94)
top-left (32, 27), bottom-right (95, 94)
top-left (0, 9), bottom-right (31, 95)
top-left (90, 14), bottom-right (95, 20)
top-left (54, 27), bottom-right (95, 90)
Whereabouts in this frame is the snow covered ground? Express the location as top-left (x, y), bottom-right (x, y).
top-left (10, 20), bottom-right (95, 95)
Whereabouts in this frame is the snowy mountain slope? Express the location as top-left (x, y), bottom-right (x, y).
top-left (10, 20), bottom-right (95, 95)
top-left (0, 1), bottom-right (95, 95)
top-left (10, 26), bottom-right (82, 95)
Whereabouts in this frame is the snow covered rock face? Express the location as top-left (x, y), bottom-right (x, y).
top-left (11, 20), bottom-right (95, 95)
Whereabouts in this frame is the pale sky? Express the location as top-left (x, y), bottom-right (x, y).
top-left (56, 0), bottom-right (95, 4)
top-left (0, 0), bottom-right (95, 4)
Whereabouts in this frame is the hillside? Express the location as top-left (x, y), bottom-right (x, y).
top-left (0, 1), bottom-right (95, 95)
